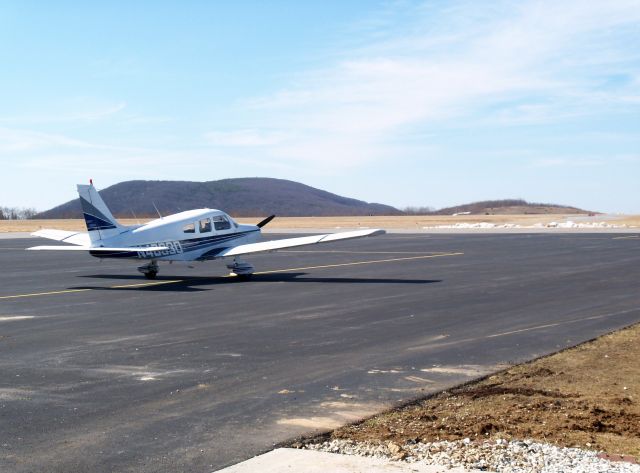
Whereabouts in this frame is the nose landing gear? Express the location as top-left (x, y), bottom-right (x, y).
top-left (226, 257), bottom-right (255, 281)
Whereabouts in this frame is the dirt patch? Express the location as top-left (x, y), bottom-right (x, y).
top-left (325, 323), bottom-right (640, 460)
top-left (277, 401), bottom-right (386, 431)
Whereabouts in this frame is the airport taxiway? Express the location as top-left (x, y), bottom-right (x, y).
top-left (0, 233), bottom-right (639, 472)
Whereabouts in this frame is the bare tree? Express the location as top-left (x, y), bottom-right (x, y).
top-left (0, 206), bottom-right (40, 220)
top-left (402, 206), bottom-right (436, 215)
top-left (20, 208), bottom-right (39, 219)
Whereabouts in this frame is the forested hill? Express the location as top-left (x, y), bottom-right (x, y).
top-left (36, 178), bottom-right (402, 218)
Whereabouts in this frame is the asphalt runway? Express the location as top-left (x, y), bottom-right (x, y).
top-left (1, 233), bottom-right (639, 472)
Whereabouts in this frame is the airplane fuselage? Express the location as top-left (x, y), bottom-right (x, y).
top-left (89, 209), bottom-right (261, 261)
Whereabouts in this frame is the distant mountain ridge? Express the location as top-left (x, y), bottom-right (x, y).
top-left (35, 180), bottom-right (591, 219)
top-left (432, 199), bottom-right (592, 215)
top-left (36, 178), bottom-right (402, 218)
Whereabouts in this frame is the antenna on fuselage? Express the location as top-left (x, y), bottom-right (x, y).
top-left (152, 201), bottom-right (163, 219)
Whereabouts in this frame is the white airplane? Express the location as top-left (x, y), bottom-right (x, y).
top-left (27, 182), bottom-right (385, 280)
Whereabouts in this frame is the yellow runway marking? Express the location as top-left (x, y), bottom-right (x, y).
top-left (277, 250), bottom-right (448, 255)
top-left (0, 288), bottom-right (93, 300)
top-left (254, 253), bottom-right (463, 275)
top-left (486, 308), bottom-right (640, 339)
top-left (0, 252), bottom-right (463, 300)
top-left (0, 280), bottom-right (182, 300)
top-left (110, 280), bottom-right (182, 289)
top-left (408, 307), bottom-right (640, 352)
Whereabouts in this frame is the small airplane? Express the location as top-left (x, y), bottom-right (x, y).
top-left (27, 181), bottom-right (385, 280)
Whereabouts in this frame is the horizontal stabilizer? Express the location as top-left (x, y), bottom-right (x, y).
top-left (27, 245), bottom-right (169, 252)
top-left (31, 229), bottom-right (90, 246)
top-left (218, 228), bottom-right (385, 257)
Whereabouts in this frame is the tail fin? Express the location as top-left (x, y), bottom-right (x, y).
top-left (77, 182), bottom-right (123, 242)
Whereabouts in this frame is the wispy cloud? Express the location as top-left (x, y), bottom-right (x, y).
top-left (531, 157), bottom-right (605, 168)
top-left (204, 129), bottom-right (289, 147)
top-left (0, 124), bottom-right (292, 184)
top-left (206, 0), bottom-right (640, 170)
top-left (0, 101), bottom-right (127, 125)
top-left (0, 127), bottom-right (93, 152)
top-left (3, 0), bottom-right (639, 212)
top-left (530, 153), bottom-right (640, 168)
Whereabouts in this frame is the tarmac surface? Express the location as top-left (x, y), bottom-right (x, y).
top-left (1, 233), bottom-right (639, 472)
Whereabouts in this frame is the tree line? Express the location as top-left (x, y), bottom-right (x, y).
top-left (0, 207), bottom-right (39, 220)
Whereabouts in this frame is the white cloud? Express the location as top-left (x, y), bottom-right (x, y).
top-left (0, 127), bottom-right (93, 152)
top-left (530, 153), bottom-right (640, 171)
top-left (214, 0), bottom-right (640, 170)
top-left (204, 129), bottom-right (289, 147)
top-left (612, 154), bottom-right (640, 164)
top-left (0, 101), bottom-right (127, 125)
top-left (4, 0), bottom-right (640, 192)
top-left (69, 101), bottom-right (127, 122)
top-left (531, 157), bottom-right (607, 168)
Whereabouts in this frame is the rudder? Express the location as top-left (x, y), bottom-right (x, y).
top-left (77, 182), bottom-right (123, 242)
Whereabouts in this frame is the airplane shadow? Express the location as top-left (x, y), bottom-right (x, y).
top-left (71, 273), bottom-right (442, 293)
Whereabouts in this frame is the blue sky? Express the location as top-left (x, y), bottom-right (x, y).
top-left (1, 0), bottom-right (639, 213)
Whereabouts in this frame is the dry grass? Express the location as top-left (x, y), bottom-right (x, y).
top-left (3, 214), bottom-right (638, 233)
top-left (330, 323), bottom-right (640, 460)
top-left (611, 216), bottom-right (640, 227)
top-left (235, 214), bottom-right (584, 229)
top-left (254, 214), bottom-right (639, 230)
top-left (0, 219), bottom-right (146, 232)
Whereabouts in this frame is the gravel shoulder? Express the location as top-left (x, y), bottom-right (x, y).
top-left (296, 323), bottom-right (640, 469)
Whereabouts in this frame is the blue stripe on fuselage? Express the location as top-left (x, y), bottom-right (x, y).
top-left (179, 229), bottom-right (258, 251)
top-left (89, 229), bottom-right (259, 260)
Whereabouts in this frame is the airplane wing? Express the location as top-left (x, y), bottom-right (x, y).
top-left (27, 245), bottom-right (169, 252)
top-left (217, 228), bottom-right (385, 258)
top-left (31, 229), bottom-right (91, 246)
top-left (29, 230), bottom-right (168, 252)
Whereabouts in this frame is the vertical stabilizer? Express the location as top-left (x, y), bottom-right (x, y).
top-left (77, 183), bottom-right (123, 242)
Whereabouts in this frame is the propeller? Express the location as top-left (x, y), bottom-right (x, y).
top-left (256, 214), bottom-right (276, 228)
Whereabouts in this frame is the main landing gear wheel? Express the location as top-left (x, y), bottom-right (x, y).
top-left (226, 257), bottom-right (255, 281)
top-left (138, 261), bottom-right (159, 279)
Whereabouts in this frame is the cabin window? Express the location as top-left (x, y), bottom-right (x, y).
top-left (199, 218), bottom-right (212, 233)
top-left (212, 215), bottom-right (231, 231)
top-left (183, 223), bottom-right (195, 233)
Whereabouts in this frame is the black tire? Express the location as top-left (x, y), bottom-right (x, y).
top-left (144, 271), bottom-right (157, 280)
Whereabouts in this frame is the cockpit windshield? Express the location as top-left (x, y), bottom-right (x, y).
top-left (212, 215), bottom-right (231, 231)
